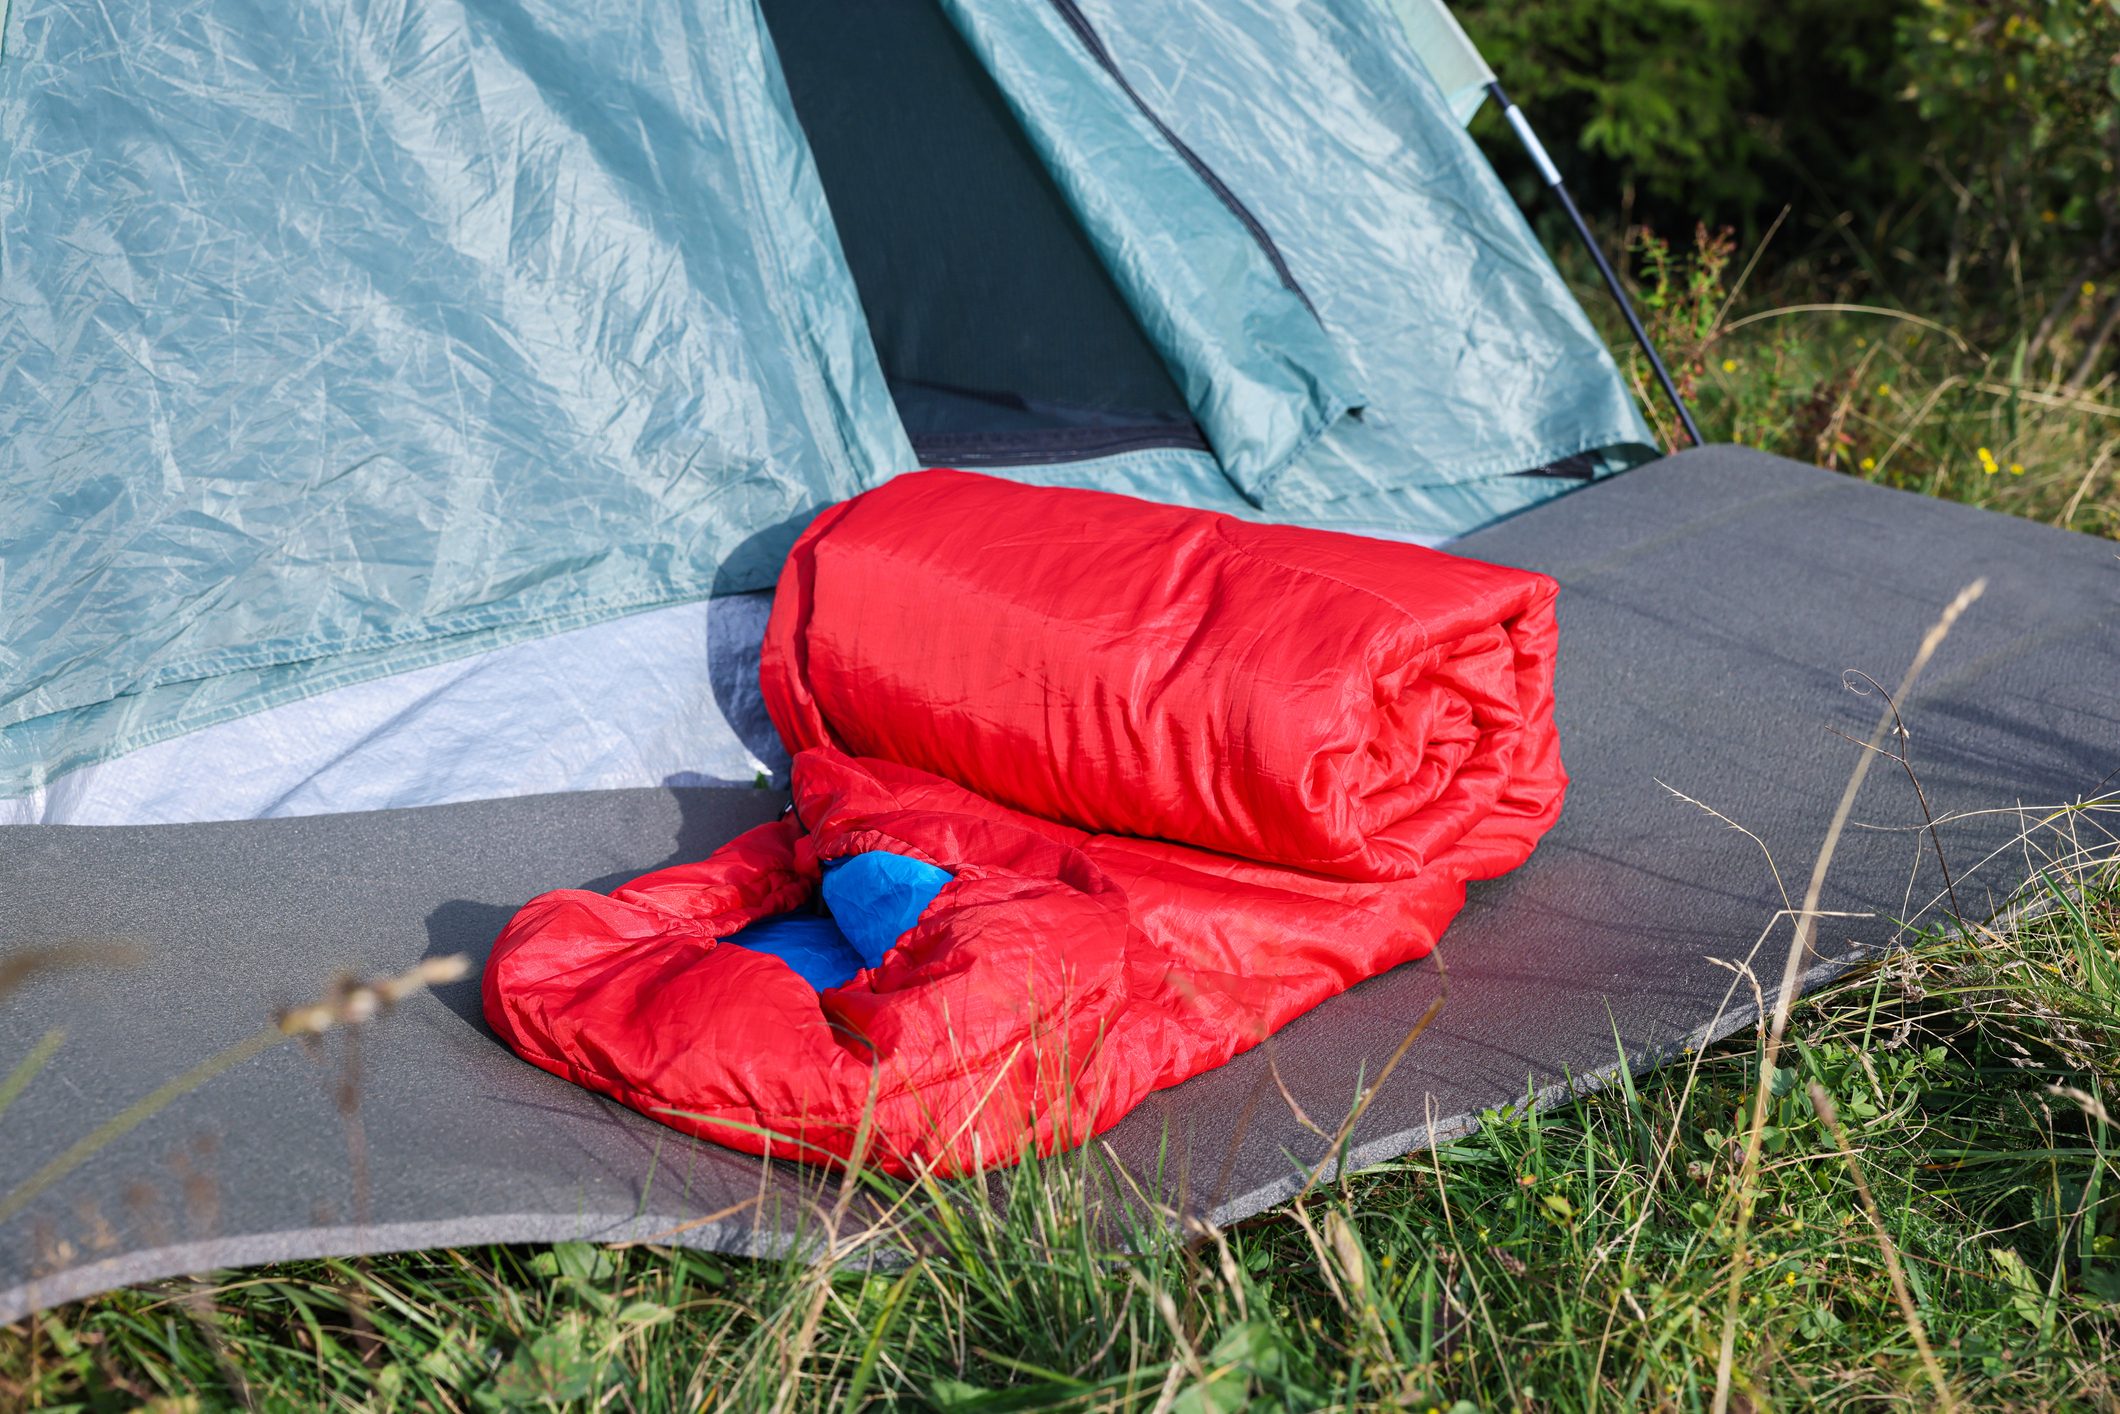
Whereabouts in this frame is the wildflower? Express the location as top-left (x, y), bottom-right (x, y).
top-left (1859, 456), bottom-right (1876, 471)
top-left (1977, 446), bottom-right (1999, 476)
top-left (1854, 336), bottom-right (1867, 348)
top-left (1876, 382), bottom-right (1893, 397)
top-left (1721, 358), bottom-right (1738, 373)
top-left (2042, 210), bottom-right (2059, 224)
top-left (1786, 1271), bottom-right (1798, 1286)
top-left (2009, 462), bottom-right (2024, 476)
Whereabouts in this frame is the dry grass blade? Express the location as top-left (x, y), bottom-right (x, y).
top-left (1714, 302), bottom-right (1976, 353)
top-left (2060, 440), bottom-right (2116, 528)
top-left (611, 1196), bottom-right (763, 1250)
top-left (0, 1029), bottom-right (66, 1127)
top-left (1710, 577), bottom-right (1985, 1414)
top-left (275, 955), bottom-right (470, 1036)
top-left (0, 954), bottom-right (470, 1230)
top-left (0, 941), bottom-right (147, 1002)
top-left (1972, 382), bottom-right (2120, 420)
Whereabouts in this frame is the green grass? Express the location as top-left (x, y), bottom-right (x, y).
top-left (4, 817), bottom-right (2114, 1410)
top-left (1605, 222), bottom-right (2118, 539)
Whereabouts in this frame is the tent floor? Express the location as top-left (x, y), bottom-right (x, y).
top-left (4, 446), bottom-right (2116, 1320)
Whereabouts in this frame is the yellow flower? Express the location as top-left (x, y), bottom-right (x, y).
top-left (1977, 446), bottom-right (1999, 475)
top-left (1721, 358), bottom-right (1738, 373)
top-left (1786, 1271), bottom-right (1798, 1286)
top-left (1859, 456), bottom-right (1876, 471)
top-left (2009, 462), bottom-right (2025, 476)
top-left (1876, 382), bottom-right (1893, 397)
top-left (2003, 72), bottom-right (2017, 92)
top-left (1854, 336), bottom-right (1867, 348)
top-left (2042, 210), bottom-right (2060, 224)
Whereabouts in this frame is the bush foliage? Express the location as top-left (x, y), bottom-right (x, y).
top-left (1459, 0), bottom-right (2119, 533)
top-left (1457, 0), bottom-right (2119, 287)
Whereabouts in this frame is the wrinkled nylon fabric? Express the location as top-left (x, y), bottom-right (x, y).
top-left (2, 0), bottom-right (1644, 807)
top-left (0, 0), bottom-right (907, 796)
top-left (935, 0), bottom-right (1362, 496)
top-left (1018, 0), bottom-right (1652, 503)
top-left (485, 473), bottom-right (1565, 1174)
top-left (819, 851), bottom-right (955, 969)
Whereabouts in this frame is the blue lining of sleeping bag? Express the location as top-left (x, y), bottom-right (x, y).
top-left (720, 914), bottom-right (864, 991)
top-left (724, 851), bottom-right (952, 990)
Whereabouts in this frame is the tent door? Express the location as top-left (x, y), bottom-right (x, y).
top-left (936, 0), bottom-right (1363, 504)
top-left (757, 0), bottom-right (1211, 471)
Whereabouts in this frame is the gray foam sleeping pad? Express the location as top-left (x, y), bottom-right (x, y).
top-left (4, 447), bottom-right (2116, 1320)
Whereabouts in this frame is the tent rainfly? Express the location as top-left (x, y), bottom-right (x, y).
top-left (1, 0), bottom-right (1654, 825)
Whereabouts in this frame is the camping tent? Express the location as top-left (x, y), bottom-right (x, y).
top-left (1, 0), bottom-right (1650, 826)
top-left (3, 0), bottom-right (2114, 1320)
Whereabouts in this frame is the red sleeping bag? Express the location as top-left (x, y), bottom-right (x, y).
top-left (485, 470), bottom-right (1565, 1176)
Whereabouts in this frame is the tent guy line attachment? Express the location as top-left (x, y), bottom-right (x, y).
top-left (1486, 79), bottom-right (1705, 449)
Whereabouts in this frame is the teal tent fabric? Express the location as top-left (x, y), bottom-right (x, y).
top-left (0, 0), bottom-right (909, 794)
top-left (938, 0), bottom-right (1364, 500)
top-left (1, 0), bottom-right (1653, 800)
top-left (1036, 0), bottom-right (1652, 507)
top-left (1379, 0), bottom-right (1497, 127)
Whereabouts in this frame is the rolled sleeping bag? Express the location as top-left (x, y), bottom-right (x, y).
top-left (763, 469), bottom-right (1565, 880)
top-left (487, 469), bottom-right (1569, 1175)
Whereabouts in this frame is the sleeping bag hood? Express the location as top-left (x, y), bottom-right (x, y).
top-left (484, 470), bottom-right (1566, 1175)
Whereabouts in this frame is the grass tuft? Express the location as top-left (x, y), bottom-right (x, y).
top-left (1608, 221), bottom-right (2119, 539)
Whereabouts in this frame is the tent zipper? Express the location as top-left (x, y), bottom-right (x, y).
top-left (1043, 0), bottom-right (1319, 319)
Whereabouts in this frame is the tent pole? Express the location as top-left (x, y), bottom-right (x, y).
top-left (1485, 80), bottom-right (1704, 448)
